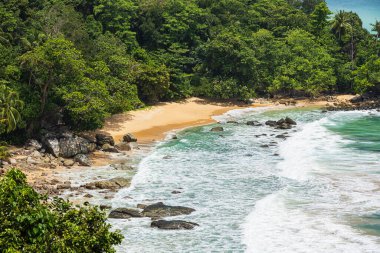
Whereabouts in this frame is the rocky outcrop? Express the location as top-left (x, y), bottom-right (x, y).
top-left (42, 137), bottom-right (60, 157)
top-left (142, 202), bottom-right (195, 218)
top-left (210, 127), bottom-right (224, 132)
top-left (115, 142), bottom-right (132, 151)
top-left (84, 177), bottom-right (131, 190)
top-left (151, 220), bottom-right (199, 230)
top-left (25, 139), bottom-right (43, 150)
top-left (247, 120), bottom-right (262, 126)
top-left (123, 133), bottom-right (137, 143)
top-left (108, 208), bottom-right (143, 219)
top-left (59, 136), bottom-right (95, 158)
top-left (101, 144), bottom-right (119, 153)
top-left (265, 117), bottom-right (297, 130)
top-left (96, 133), bottom-right (115, 146)
top-left (74, 154), bottom-right (91, 166)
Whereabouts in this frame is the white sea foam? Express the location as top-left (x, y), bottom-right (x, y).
top-left (242, 112), bottom-right (380, 253)
top-left (242, 192), bottom-right (380, 253)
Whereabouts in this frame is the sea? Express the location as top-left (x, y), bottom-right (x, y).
top-left (106, 107), bottom-right (380, 252)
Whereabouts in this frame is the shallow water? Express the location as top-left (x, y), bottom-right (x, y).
top-left (110, 107), bottom-right (380, 252)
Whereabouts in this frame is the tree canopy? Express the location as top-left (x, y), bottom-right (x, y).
top-left (0, 0), bottom-right (378, 135)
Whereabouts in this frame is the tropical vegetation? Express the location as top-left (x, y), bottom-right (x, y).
top-left (0, 0), bottom-right (379, 134)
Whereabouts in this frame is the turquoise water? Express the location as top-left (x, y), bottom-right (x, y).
top-left (110, 108), bottom-right (380, 252)
top-left (327, 0), bottom-right (380, 31)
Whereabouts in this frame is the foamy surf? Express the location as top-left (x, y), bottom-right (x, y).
top-left (242, 112), bottom-right (380, 253)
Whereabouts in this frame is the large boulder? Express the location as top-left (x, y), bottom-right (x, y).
top-left (25, 139), bottom-right (42, 150)
top-left (59, 136), bottom-right (95, 158)
top-left (151, 220), bottom-right (199, 230)
top-left (102, 144), bottom-right (119, 153)
top-left (84, 177), bottom-right (131, 190)
top-left (142, 202), bottom-right (195, 218)
top-left (96, 133), bottom-right (115, 146)
top-left (108, 208), bottom-right (142, 219)
top-left (123, 133), bottom-right (137, 143)
top-left (115, 142), bottom-right (132, 151)
top-left (285, 117), bottom-right (297, 125)
top-left (42, 138), bottom-right (60, 157)
top-left (74, 154), bottom-right (91, 166)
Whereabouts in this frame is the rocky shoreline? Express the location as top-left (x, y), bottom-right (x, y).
top-left (2, 94), bottom-right (379, 233)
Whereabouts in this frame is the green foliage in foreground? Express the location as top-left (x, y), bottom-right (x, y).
top-left (0, 169), bottom-right (123, 253)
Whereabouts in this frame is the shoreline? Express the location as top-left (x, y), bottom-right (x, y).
top-left (3, 95), bottom-right (355, 194)
top-left (101, 95), bottom-right (354, 144)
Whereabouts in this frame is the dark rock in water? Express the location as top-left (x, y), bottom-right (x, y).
top-left (151, 220), bottom-right (199, 230)
top-left (260, 145), bottom-right (270, 148)
top-left (172, 135), bottom-right (178, 140)
top-left (84, 177), bottom-right (131, 190)
top-left (247, 120), bottom-right (261, 126)
top-left (142, 202), bottom-right (195, 218)
top-left (227, 121), bottom-right (238, 124)
top-left (276, 134), bottom-right (287, 139)
top-left (137, 204), bottom-right (147, 209)
top-left (172, 190), bottom-right (182, 194)
top-left (210, 126), bottom-right (224, 132)
top-left (109, 208), bottom-right (142, 219)
top-left (123, 133), bottom-right (137, 143)
top-left (42, 137), bottom-right (60, 157)
top-left (265, 120), bottom-right (277, 127)
top-left (284, 117), bottom-right (297, 125)
top-left (84, 193), bottom-right (93, 198)
top-left (74, 154), bottom-right (91, 166)
top-left (96, 133), bottom-right (115, 146)
top-left (276, 123), bottom-right (292, 130)
top-left (59, 136), bottom-right (95, 158)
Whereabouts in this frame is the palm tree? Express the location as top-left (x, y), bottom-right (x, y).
top-left (331, 10), bottom-right (352, 41)
top-left (371, 20), bottom-right (380, 40)
top-left (0, 85), bottom-right (24, 133)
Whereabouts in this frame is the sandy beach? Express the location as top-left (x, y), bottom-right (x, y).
top-left (101, 95), bottom-right (354, 144)
top-left (102, 97), bottom-right (249, 143)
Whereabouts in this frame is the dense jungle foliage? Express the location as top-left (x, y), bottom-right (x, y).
top-left (0, 169), bottom-right (123, 252)
top-left (0, 0), bottom-right (379, 134)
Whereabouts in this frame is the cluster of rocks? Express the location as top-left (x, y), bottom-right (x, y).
top-left (325, 96), bottom-right (380, 112)
top-left (108, 202), bottom-right (199, 230)
top-left (264, 117), bottom-right (297, 130)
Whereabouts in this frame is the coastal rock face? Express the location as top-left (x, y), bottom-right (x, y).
top-left (151, 220), bottom-right (199, 230)
top-left (96, 133), bottom-right (115, 146)
top-left (108, 208), bottom-right (143, 219)
top-left (74, 154), bottom-right (91, 166)
top-left (84, 177), bottom-right (131, 190)
top-left (123, 133), bottom-right (137, 143)
top-left (210, 127), bottom-right (224, 132)
top-left (142, 202), bottom-right (195, 218)
top-left (59, 136), bottom-right (95, 158)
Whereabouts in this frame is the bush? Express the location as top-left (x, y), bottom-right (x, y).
top-left (0, 169), bottom-right (123, 253)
